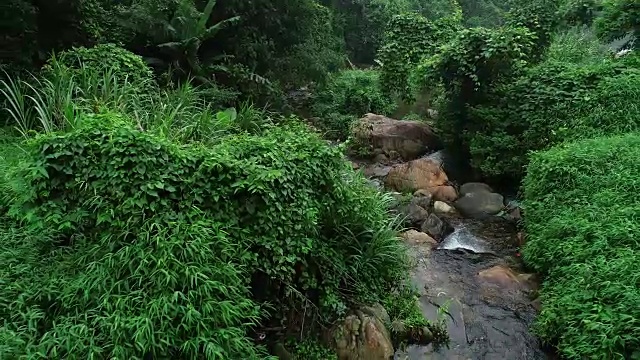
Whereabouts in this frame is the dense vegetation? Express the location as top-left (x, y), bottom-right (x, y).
top-left (523, 134), bottom-right (640, 359)
top-left (1, 0), bottom-right (639, 358)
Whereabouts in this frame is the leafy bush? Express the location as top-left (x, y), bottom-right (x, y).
top-left (522, 133), bottom-right (640, 359)
top-left (46, 44), bottom-right (154, 87)
top-left (311, 69), bottom-right (396, 139)
top-left (378, 10), bottom-right (462, 100)
top-left (557, 0), bottom-right (602, 27)
top-left (595, 0), bottom-right (639, 47)
top-left (1, 112), bottom-right (408, 356)
top-left (467, 58), bottom-right (640, 179)
top-left (414, 25), bottom-right (534, 162)
top-left (504, 0), bottom-right (560, 61)
top-left (329, 0), bottom-right (420, 65)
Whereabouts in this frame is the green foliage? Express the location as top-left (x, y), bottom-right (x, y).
top-left (595, 0), bottom-right (640, 47)
top-left (1, 60), bottom-right (142, 135)
top-left (557, 0), bottom-right (603, 27)
top-left (288, 339), bottom-right (338, 360)
top-left (522, 133), bottom-right (640, 359)
top-left (47, 44), bottom-right (154, 87)
top-left (0, 0), bottom-right (38, 73)
top-left (466, 58), bottom-right (640, 178)
top-left (545, 26), bottom-right (610, 65)
top-left (0, 212), bottom-right (268, 358)
top-left (155, 0), bottom-right (240, 82)
top-left (0, 113), bottom-right (408, 354)
top-left (505, 0), bottom-right (560, 61)
top-left (0, 128), bottom-right (26, 211)
top-left (211, 0), bottom-right (345, 90)
top-left (414, 26), bottom-right (534, 157)
top-left (311, 69), bottom-right (396, 140)
top-left (383, 284), bottom-right (428, 329)
top-left (328, 0), bottom-right (418, 64)
top-left (378, 10), bottom-right (462, 100)
top-left (270, 2), bottom-right (345, 88)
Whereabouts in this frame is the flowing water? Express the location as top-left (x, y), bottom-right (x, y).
top-left (395, 216), bottom-right (548, 360)
top-left (353, 147), bottom-right (551, 360)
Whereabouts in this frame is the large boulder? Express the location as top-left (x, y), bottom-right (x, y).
top-left (421, 213), bottom-right (450, 240)
top-left (430, 185), bottom-right (458, 202)
top-left (404, 202), bottom-right (430, 227)
top-left (402, 229), bottom-right (438, 247)
top-left (459, 182), bottom-right (493, 196)
top-left (329, 306), bottom-right (394, 360)
top-left (454, 191), bottom-right (505, 218)
top-left (351, 113), bottom-right (440, 161)
top-left (384, 158), bottom-right (448, 193)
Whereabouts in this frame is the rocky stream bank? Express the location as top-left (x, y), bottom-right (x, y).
top-left (332, 114), bottom-right (550, 360)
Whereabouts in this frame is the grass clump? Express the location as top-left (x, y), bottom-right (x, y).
top-left (522, 133), bottom-right (640, 359)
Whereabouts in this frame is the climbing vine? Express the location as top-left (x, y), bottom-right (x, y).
top-left (377, 1), bottom-right (462, 100)
top-left (504, 0), bottom-right (560, 61)
top-left (413, 25), bottom-right (535, 156)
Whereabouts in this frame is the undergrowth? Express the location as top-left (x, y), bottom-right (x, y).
top-left (523, 133), bottom-right (640, 359)
top-left (0, 109), bottom-right (410, 357)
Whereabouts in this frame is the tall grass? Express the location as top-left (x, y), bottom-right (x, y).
top-left (0, 60), bottom-right (275, 144)
top-left (546, 26), bottom-right (611, 65)
top-left (0, 60), bottom-right (142, 137)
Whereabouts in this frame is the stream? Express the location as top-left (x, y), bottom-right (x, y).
top-left (357, 148), bottom-right (551, 360)
top-left (395, 217), bottom-right (547, 360)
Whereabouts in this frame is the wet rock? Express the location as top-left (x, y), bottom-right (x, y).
top-left (330, 307), bottom-right (394, 360)
top-left (438, 227), bottom-right (494, 254)
top-left (400, 219), bottom-right (547, 360)
top-left (385, 158), bottom-right (448, 193)
top-left (366, 178), bottom-right (384, 191)
top-left (454, 191), bottom-right (505, 219)
top-left (478, 265), bottom-right (538, 291)
top-left (402, 230), bottom-right (438, 247)
top-left (373, 153), bottom-right (389, 164)
top-left (508, 206), bottom-right (522, 221)
top-left (478, 265), bottom-right (521, 287)
top-left (405, 203), bottom-right (430, 227)
top-left (361, 303), bottom-right (391, 325)
top-left (421, 213), bottom-right (448, 240)
top-left (459, 182), bottom-right (493, 196)
top-left (351, 113), bottom-right (441, 161)
top-left (433, 201), bottom-right (455, 214)
top-left (413, 189), bottom-right (432, 198)
top-left (430, 185), bottom-right (458, 202)
top-left (410, 193), bottom-right (432, 210)
top-left (361, 164), bottom-right (392, 179)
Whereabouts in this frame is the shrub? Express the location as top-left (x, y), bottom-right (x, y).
top-left (504, 0), bottom-right (560, 61)
top-left (1, 112), bottom-right (408, 355)
top-left (595, 0), bottom-right (639, 47)
top-left (557, 0), bottom-right (602, 27)
top-left (378, 10), bottom-right (462, 100)
top-left (414, 25), bottom-right (534, 164)
top-left (467, 58), bottom-right (640, 179)
top-left (311, 69), bottom-right (396, 139)
top-left (522, 133), bottom-right (640, 359)
top-left (45, 44), bottom-right (154, 87)
top-left (331, 0), bottom-right (419, 64)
